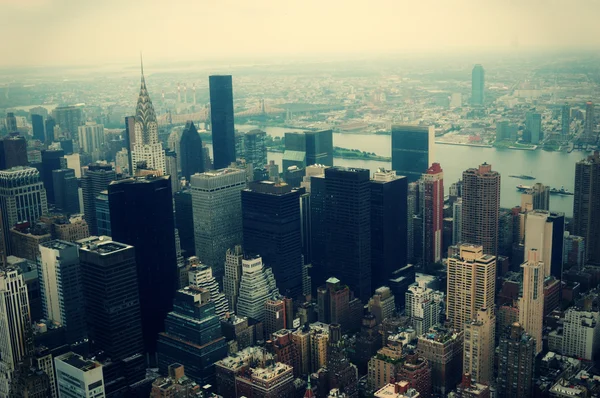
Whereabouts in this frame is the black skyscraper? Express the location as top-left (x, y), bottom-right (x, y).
top-left (325, 167), bottom-right (371, 302)
top-left (242, 181), bottom-right (305, 299)
top-left (370, 173), bottom-right (408, 290)
top-left (391, 125), bottom-right (433, 183)
top-left (31, 114), bottom-right (45, 142)
top-left (108, 176), bottom-right (178, 358)
top-left (310, 173), bottom-right (327, 290)
top-left (40, 148), bottom-right (66, 203)
top-left (44, 117), bottom-right (56, 143)
top-left (52, 168), bottom-right (79, 214)
top-left (82, 163), bottom-right (116, 235)
top-left (174, 189), bottom-right (195, 257)
top-left (305, 130), bottom-right (333, 166)
top-left (548, 212), bottom-right (565, 281)
top-left (0, 133), bottom-right (28, 170)
top-left (78, 239), bottom-right (144, 362)
top-left (179, 121), bottom-right (204, 182)
top-left (209, 75), bottom-right (236, 169)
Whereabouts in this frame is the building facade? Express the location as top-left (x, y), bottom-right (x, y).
top-left (210, 75), bottom-right (236, 169)
top-left (391, 125), bottom-right (434, 183)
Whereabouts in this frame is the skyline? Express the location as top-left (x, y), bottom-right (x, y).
top-left (2, 0), bottom-right (600, 68)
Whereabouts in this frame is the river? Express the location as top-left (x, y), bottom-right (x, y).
top-left (214, 124), bottom-right (585, 216)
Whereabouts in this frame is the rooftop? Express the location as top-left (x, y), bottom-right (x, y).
top-left (56, 352), bottom-right (101, 372)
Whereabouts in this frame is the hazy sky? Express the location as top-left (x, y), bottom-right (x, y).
top-left (1, 0), bottom-right (599, 67)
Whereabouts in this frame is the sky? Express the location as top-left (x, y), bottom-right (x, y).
top-left (1, 0), bottom-right (599, 68)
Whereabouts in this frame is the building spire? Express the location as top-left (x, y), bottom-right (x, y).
top-left (140, 52), bottom-right (145, 80)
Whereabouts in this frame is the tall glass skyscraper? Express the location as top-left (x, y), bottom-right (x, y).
top-left (391, 125), bottom-right (434, 183)
top-left (471, 64), bottom-right (485, 106)
top-left (179, 121), bottom-right (204, 182)
top-left (573, 151), bottom-right (600, 264)
top-left (209, 75), bottom-right (236, 169)
top-left (82, 162), bottom-right (116, 235)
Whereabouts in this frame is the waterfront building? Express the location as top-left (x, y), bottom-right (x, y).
top-left (391, 125), bottom-right (434, 183)
top-left (471, 64), bottom-right (484, 106)
top-left (585, 101), bottom-right (595, 141)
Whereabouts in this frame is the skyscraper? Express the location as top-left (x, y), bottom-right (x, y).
top-left (461, 163), bottom-right (501, 256)
top-left (38, 240), bottom-right (87, 343)
top-left (242, 181), bottom-right (304, 299)
top-left (585, 101), bottom-right (594, 141)
top-left (236, 256), bottom-right (279, 322)
top-left (525, 112), bottom-right (542, 144)
top-left (223, 245), bottom-right (244, 313)
top-left (405, 283), bottom-right (444, 336)
top-left (524, 210), bottom-right (565, 279)
top-left (521, 182), bottom-right (549, 211)
top-left (471, 64), bottom-right (484, 106)
top-left (174, 189), bottom-right (194, 256)
top-left (77, 122), bottom-right (105, 157)
top-left (562, 105), bottom-right (570, 136)
top-left (4, 112), bottom-right (17, 133)
top-left (573, 151), bottom-right (600, 264)
top-left (325, 167), bottom-right (372, 302)
top-left (78, 238), bottom-right (144, 362)
top-left (209, 75), bottom-right (236, 169)
top-left (82, 163), bottom-right (116, 235)
top-left (391, 125), bottom-right (434, 183)
top-left (108, 176), bottom-right (178, 357)
top-left (190, 168), bottom-right (246, 280)
top-left (95, 191), bottom-right (111, 237)
top-left (44, 117), bottom-right (56, 143)
top-left (0, 167), bottom-right (48, 254)
top-left (156, 287), bottom-right (227, 386)
top-left (496, 323), bottom-right (535, 398)
top-left (179, 121), bottom-right (204, 182)
top-left (31, 114), bottom-right (45, 142)
top-left (283, 132), bottom-right (307, 171)
top-left (0, 265), bottom-right (31, 396)
top-left (187, 258), bottom-right (229, 318)
top-left (52, 168), bottom-right (79, 214)
top-left (518, 249), bottom-right (544, 354)
top-left (243, 130), bottom-right (268, 169)
top-left (52, 106), bottom-right (83, 138)
top-left (447, 244), bottom-right (496, 331)
top-left (0, 133), bottom-right (28, 170)
top-left (130, 60), bottom-right (166, 175)
top-left (421, 163), bottom-right (444, 268)
top-left (164, 149), bottom-right (179, 193)
top-left (370, 170), bottom-right (408, 289)
top-left (463, 307), bottom-right (494, 385)
top-left (124, 115), bottom-right (136, 174)
top-left (40, 147), bottom-right (66, 204)
top-left (305, 129), bottom-right (333, 166)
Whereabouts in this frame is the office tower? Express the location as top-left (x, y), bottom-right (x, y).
top-left (179, 121), bottom-right (204, 182)
top-left (524, 210), bottom-right (565, 279)
top-left (236, 256), bottom-right (279, 322)
top-left (453, 375), bottom-right (490, 398)
top-left (463, 307), bottom-right (494, 385)
top-left (518, 249), bottom-right (544, 354)
top-left (405, 284), bottom-right (444, 336)
top-left (78, 239), bottom-right (144, 362)
top-left (10, 224), bottom-right (51, 262)
top-left (561, 307), bottom-right (599, 361)
top-left (38, 240), bottom-right (86, 343)
top-left (44, 117), bottom-right (56, 143)
top-left (77, 122), bottom-right (105, 156)
top-left (308, 167), bottom-right (328, 287)
top-left (52, 168), bottom-right (79, 214)
top-left (496, 323), bottom-right (535, 398)
top-left (283, 132), bottom-right (307, 171)
top-left (243, 129), bottom-right (268, 169)
top-left (585, 101), bottom-right (594, 141)
top-left (157, 287), bottom-right (227, 386)
top-left (452, 198), bottom-right (462, 245)
top-left (40, 147), bottom-right (66, 204)
top-left (242, 181), bottom-right (304, 298)
top-left (447, 244), bottom-right (496, 331)
top-left (573, 152), bottom-right (600, 264)
top-left (562, 105), bottom-right (570, 136)
top-left (5, 112), bottom-right (17, 132)
top-left (190, 168), bottom-right (245, 280)
top-left (525, 112), bottom-right (542, 144)
top-left (209, 75), bottom-right (236, 169)
top-left (471, 64), bottom-right (484, 106)
top-left (305, 129), bottom-right (333, 166)
top-left (188, 258), bottom-right (229, 318)
top-left (264, 298), bottom-right (287, 338)
top-left (54, 352), bottom-right (105, 398)
top-left (461, 163), bottom-right (501, 256)
top-left (370, 170), bottom-right (408, 289)
top-left (325, 167), bottom-right (371, 302)
top-left (130, 62), bottom-right (166, 175)
top-left (81, 163), bottom-right (115, 236)
top-left (52, 106), bottom-right (83, 138)
top-left (95, 191), bottom-right (110, 237)
top-left (31, 113), bottom-right (45, 142)
top-left (0, 265), bottom-right (31, 395)
top-left (174, 189), bottom-right (194, 256)
top-left (391, 125), bottom-right (434, 183)
top-left (563, 233), bottom-right (585, 269)
top-left (108, 176), bottom-right (177, 357)
top-left (0, 133), bottom-right (28, 169)
top-left (0, 167), bottom-right (48, 255)
top-left (521, 182), bottom-right (549, 211)
top-left (223, 245), bottom-right (243, 312)
top-left (420, 163), bottom-right (444, 268)
top-left (407, 182), bottom-right (419, 262)
top-left (416, 328), bottom-right (464, 396)
top-left (164, 150), bottom-right (179, 194)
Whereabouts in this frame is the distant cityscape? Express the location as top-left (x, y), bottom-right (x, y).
top-left (0, 51), bottom-right (599, 398)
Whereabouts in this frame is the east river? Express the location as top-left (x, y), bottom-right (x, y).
top-left (217, 124), bottom-right (586, 217)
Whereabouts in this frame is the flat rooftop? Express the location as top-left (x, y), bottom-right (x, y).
top-left (57, 352), bottom-right (100, 372)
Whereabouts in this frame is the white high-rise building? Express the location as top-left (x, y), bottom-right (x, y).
top-left (130, 60), bottom-right (165, 175)
top-left (0, 265), bottom-right (31, 396)
top-left (77, 122), bottom-right (105, 158)
top-left (405, 283), bottom-right (444, 336)
top-left (524, 210), bottom-right (553, 277)
top-left (562, 307), bottom-right (599, 361)
top-left (55, 352), bottom-right (105, 398)
top-left (224, 245), bottom-right (244, 312)
top-left (190, 168), bottom-right (246, 280)
top-left (236, 256), bottom-right (279, 322)
top-left (187, 257), bottom-right (229, 318)
top-left (519, 249), bottom-right (545, 354)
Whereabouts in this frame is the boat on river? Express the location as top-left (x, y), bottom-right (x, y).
top-left (549, 186), bottom-right (574, 196)
top-left (509, 174), bottom-right (536, 180)
top-left (516, 184), bottom-right (531, 192)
